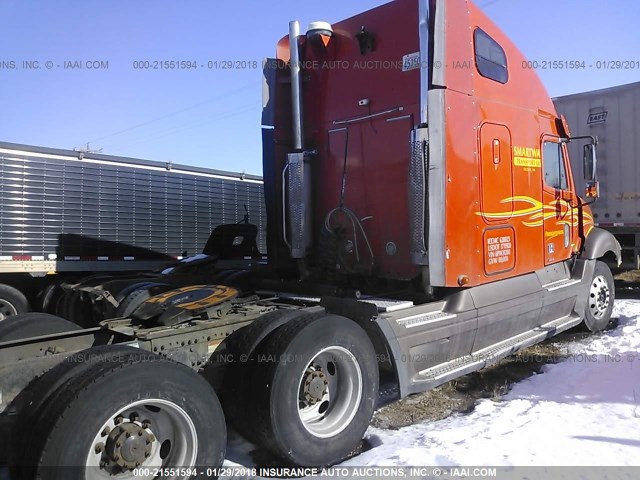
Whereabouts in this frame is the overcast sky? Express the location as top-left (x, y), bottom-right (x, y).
top-left (1, 0), bottom-right (638, 174)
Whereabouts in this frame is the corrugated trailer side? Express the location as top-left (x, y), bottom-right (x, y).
top-left (553, 81), bottom-right (640, 267)
top-left (0, 141), bottom-right (266, 318)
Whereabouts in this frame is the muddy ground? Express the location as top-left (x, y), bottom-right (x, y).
top-left (371, 269), bottom-right (640, 430)
top-left (372, 340), bottom-right (574, 429)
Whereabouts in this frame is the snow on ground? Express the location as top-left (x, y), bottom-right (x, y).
top-left (225, 300), bottom-right (640, 477)
top-left (342, 300), bottom-right (640, 467)
top-left (1, 302), bottom-right (636, 480)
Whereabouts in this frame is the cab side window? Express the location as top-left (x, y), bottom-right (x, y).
top-left (543, 141), bottom-right (568, 190)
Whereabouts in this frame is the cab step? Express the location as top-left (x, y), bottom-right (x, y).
top-left (542, 278), bottom-right (581, 291)
top-left (395, 310), bottom-right (456, 328)
top-left (414, 313), bottom-right (582, 386)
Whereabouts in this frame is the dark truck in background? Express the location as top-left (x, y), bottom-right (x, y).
top-left (0, 141), bottom-right (266, 320)
top-left (554, 81), bottom-right (640, 268)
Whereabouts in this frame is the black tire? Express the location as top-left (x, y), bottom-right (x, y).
top-left (36, 283), bottom-right (64, 314)
top-left (21, 352), bottom-right (226, 479)
top-left (54, 290), bottom-right (68, 318)
top-left (227, 309), bottom-right (318, 368)
top-left (91, 280), bottom-right (155, 321)
top-left (0, 283), bottom-right (30, 321)
top-left (114, 281), bottom-right (157, 303)
top-left (9, 345), bottom-right (143, 470)
top-left (58, 275), bottom-right (114, 325)
top-left (245, 315), bottom-right (378, 466)
top-left (66, 291), bottom-right (96, 328)
top-left (115, 282), bottom-right (171, 318)
top-left (0, 312), bottom-right (80, 342)
top-left (582, 260), bottom-right (615, 332)
top-left (219, 308), bottom-right (324, 391)
top-left (218, 309), bottom-right (314, 421)
top-left (57, 291), bottom-right (74, 319)
top-left (116, 287), bottom-right (151, 317)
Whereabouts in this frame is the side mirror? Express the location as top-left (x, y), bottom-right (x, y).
top-left (583, 144), bottom-right (596, 181)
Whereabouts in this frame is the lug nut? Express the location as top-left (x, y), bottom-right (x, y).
top-left (114, 455), bottom-right (120, 461)
top-left (101, 426), bottom-right (110, 437)
top-left (142, 420), bottom-right (150, 428)
top-left (144, 452), bottom-right (150, 458)
top-left (95, 444), bottom-right (103, 454)
top-left (138, 431), bottom-right (144, 436)
top-left (125, 432), bottom-right (131, 438)
top-left (116, 442), bottom-right (121, 448)
top-left (115, 416), bottom-right (124, 425)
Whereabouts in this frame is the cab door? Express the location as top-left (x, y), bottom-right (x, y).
top-left (542, 139), bottom-right (574, 265)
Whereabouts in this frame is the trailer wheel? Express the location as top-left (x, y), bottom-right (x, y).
top-left (0, 312), bottom-right (80, 342)
top-left (0, 283), bottom-right (30, 321)
top-left (582, 260), bottom-right (615, 332)
top-left (247, 315), bottom-right (378, 466)
top-left (25, 353), bottom-right (225, 479)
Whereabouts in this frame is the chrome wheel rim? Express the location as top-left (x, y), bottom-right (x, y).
top-left (589, 275), bottom-right (611, 320)
top-left (0, 300), bottom-right (17, 321)
top-left (297, 346), bottom-right (362, 438)
top-left (86, 399), bottom-right (197, 480)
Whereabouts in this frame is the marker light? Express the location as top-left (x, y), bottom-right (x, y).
top-left (585, 181), bottom-right (600, 198)
top-left (307, 21), bottom-right (333, 47)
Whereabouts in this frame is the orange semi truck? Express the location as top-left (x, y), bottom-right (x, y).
top-left (0, 0), bottom-right (621, 476)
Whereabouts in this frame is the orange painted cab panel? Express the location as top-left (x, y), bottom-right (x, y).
top-left (435, 1), bottom-right (579, 287)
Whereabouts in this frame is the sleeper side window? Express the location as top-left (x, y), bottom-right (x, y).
top-left (474, 28), bottom-right (508, 84)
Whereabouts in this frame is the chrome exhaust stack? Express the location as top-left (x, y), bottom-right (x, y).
top-left (284, 20), bottom-right (313, 260)
top-left (289, 21), bottom-right (304, 150)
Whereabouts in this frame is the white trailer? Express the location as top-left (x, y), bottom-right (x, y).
top-left (553, 81), bottom-right (640, 267)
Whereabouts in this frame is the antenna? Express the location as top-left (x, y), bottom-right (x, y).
top-left (73, 142), bottom-right (103, 159)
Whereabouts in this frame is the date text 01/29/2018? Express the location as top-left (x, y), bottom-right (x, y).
top-left (131, 60), bottom-right (260, 70)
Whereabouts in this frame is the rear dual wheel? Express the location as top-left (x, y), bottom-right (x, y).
top-left (13, 347), bottom-right (225, 480)
top-left (243, 315), bottom-right (378, 466)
